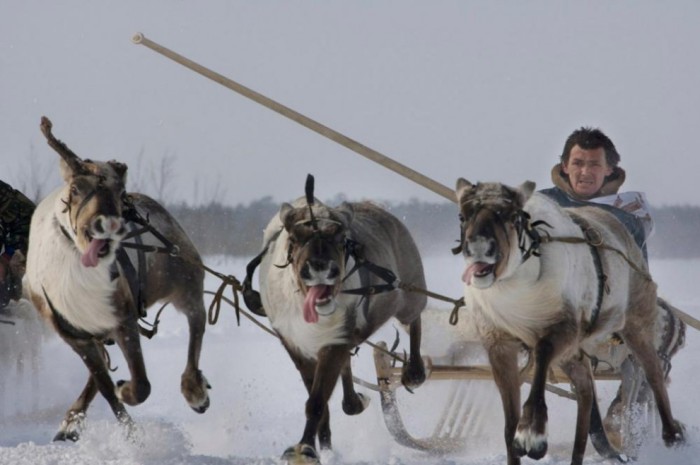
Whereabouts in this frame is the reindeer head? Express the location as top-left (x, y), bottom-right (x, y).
top-left (41, 117), bottom-right (128, 268)
top-left (279, 175), bottom-right (354, 323)
top-left (454, 178), bottom-right (536, 289)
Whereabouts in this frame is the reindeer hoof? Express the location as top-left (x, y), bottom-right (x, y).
top-left (342, 392), bottom-right (370, 415)
top-left (54, 411), bottom-right (86, 442)
top-left (182, 371), bottom-right (211, 414)
top-left (513, 428), bottom-right (548, 460)
top-left (191, 396), bottom-right (210, 414)
top-left (401, 355), bottom-right (426, 392)
top-left (664, 420), bottom-right (686, 447)
top-left (116, 379), bottom-right (151, 406)
top-left (281, 444), bottom-right (321, 464)
top-left (53, 430), bottom-right (80, 442)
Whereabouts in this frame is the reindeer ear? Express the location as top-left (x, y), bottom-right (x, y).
top-left (334, 202), bottom-right (355, 227)
top-left (108, 160), bottom-right (128, 184)
top-left (518, 181), bottom-right (536, 202)
top-left (59, 158), bottom-right (75, 182)
top-left (279, 203), bottom-right (296, 231)
top-left (455, 178), bottom-right (473, 202)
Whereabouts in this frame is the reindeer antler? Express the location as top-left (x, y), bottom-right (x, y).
top-left (305, 174), bottom-right (319, 232)
top-left (40, 116), bottom-right (87, 174)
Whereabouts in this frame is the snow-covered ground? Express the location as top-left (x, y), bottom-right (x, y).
top-left (0, 255), bottom-right (698, 465)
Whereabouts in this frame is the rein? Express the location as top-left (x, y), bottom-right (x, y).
top-left (540, 228), bottom-right (652, 282)
top-left (118, 198), bottom-right (245, 332)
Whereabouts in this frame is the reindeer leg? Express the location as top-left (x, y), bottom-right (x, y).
top-left (60, 337), bottom-right (132, 440)
top-left (486, 340), bottom-right (522, 465)
top-left (113, 320), bottom-right (151, 407)
top-left (620, 329), bottom-right (685, 447)
top-left (560, 354), bottom-right (596, 465)
top-left (279, 348), bottom-right (327, 464)
top-left (177, 297), bottom-right (210, 414)
top-left (515, 320), bottom-right (575, 461)
top-left (54, 375), bottom-right (98, 441)
top-left (340, 360), bottom-right (369, 415)
top-left (283, 345), bottom-right (348, 464)
top-left (401, 316), bottom-right (426, 391)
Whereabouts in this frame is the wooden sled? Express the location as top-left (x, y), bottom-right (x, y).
top-left (368, 296), bottom-right (690, 459)
top-left (372, 337), bottom-right (656, 461)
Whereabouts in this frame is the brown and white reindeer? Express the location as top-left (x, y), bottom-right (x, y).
top-left (453, 178), bottom-right (684, 465)
top-left (24, 117), bottom-right (210, 440)
top-left (257, 175), bottom-right (427, 464)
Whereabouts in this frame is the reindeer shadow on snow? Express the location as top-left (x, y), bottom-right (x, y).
top-left (24, 117), bottom-right (211, 441)
top-left (246, 174), bottom-right (428, 464)
top-left (452, 178), bottom-right (685, 465)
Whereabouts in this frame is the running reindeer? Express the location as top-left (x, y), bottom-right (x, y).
top-left (255, 175), bottom-right (426, 464)
top-left (24, 117), bottom-right (210, 440)
top-left (453, 179), bottom-right (684, 465)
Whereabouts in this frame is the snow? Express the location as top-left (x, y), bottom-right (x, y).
top-left (0, 255), bottom-right (698, 465)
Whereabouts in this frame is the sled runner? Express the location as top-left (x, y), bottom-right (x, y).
top-left (369, 297), bottom-right (686, 459)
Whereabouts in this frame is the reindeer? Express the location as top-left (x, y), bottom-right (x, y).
top-left (256, 175), bottom-right (426, 464)
top-left (23, 117), bottom-right (210, 440)
top-left (453, 179), bottom-right (684, 465)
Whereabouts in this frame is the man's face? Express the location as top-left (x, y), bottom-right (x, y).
top-left (562, 145), bottom-right (613, 199)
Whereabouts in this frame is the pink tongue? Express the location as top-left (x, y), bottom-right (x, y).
top-left (462, 262), bottom-right (490, 285)
top-left (81, 239), bottom-right (106, 268)
top-left (303, 285), bottom-right (329, 324)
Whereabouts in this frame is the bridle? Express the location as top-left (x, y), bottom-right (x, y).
top-left (452, 195), bottom-right (552, 264)
top-left (60, 173), bottom-right (123, 238)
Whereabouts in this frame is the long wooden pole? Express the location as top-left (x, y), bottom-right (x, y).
top-left (132, 32), bottom-right (700, 332)
top-left (131, 32), bottom-right (455, 202)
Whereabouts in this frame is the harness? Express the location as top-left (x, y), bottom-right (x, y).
top-left (242, 232), bottom-right (400, 315)
top-left (242, 174), bottom-right (405, 315)
top-left (46, 194), bottom-right (181, 340)
top-left (566, 212), bottom-right (610, 333)
top-left (452, 196), bottom-right (651, 333)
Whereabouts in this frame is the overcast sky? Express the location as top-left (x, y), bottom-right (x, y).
top-left (2, 1), bottom-right (699, 207)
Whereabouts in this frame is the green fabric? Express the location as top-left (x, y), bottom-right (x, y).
top-left (0, 180), bottom-right (35, 255)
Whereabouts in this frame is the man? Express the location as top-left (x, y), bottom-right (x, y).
top-left (0, 180), bottom-right (35, 308)
top-left (539, 127), bottom-right (652, 257)
top-left (540, 127), bottom-right (684, 452)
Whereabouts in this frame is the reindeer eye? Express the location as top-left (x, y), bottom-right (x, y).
top-left (70, 184), bottom-right (79, 196)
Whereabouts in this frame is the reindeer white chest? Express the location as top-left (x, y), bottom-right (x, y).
top-left (25, 189), bottom-right (120, 334)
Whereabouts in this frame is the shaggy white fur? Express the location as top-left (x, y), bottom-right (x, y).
top-left (25, 188), bottom-right (120, 334)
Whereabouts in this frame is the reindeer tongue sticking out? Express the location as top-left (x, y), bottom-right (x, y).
top-left (81, 239), bottom-right (107, 268)
top-left (462, 262), bottom-right (494, 285)
top-left (302, 285), bottom-right (334, 323)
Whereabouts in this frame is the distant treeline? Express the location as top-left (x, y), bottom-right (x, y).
top-left (166, 198), bottom-right (700, 259)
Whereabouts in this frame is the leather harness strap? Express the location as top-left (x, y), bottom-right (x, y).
top-left (566, 212), bottom-right (610, 334)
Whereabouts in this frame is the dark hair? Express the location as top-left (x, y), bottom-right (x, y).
top-left (560, 127), bottom-right (621, 167)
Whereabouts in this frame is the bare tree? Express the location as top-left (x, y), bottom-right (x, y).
top-left (149, 150), bottom-right (176, 202)
top-left (193, 173), bottom-right (226, 206)
top-left (126, 147), bottom-right (146, 194)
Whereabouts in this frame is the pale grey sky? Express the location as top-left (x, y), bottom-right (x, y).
top-left (2, 1), bottom-right (699, 206)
